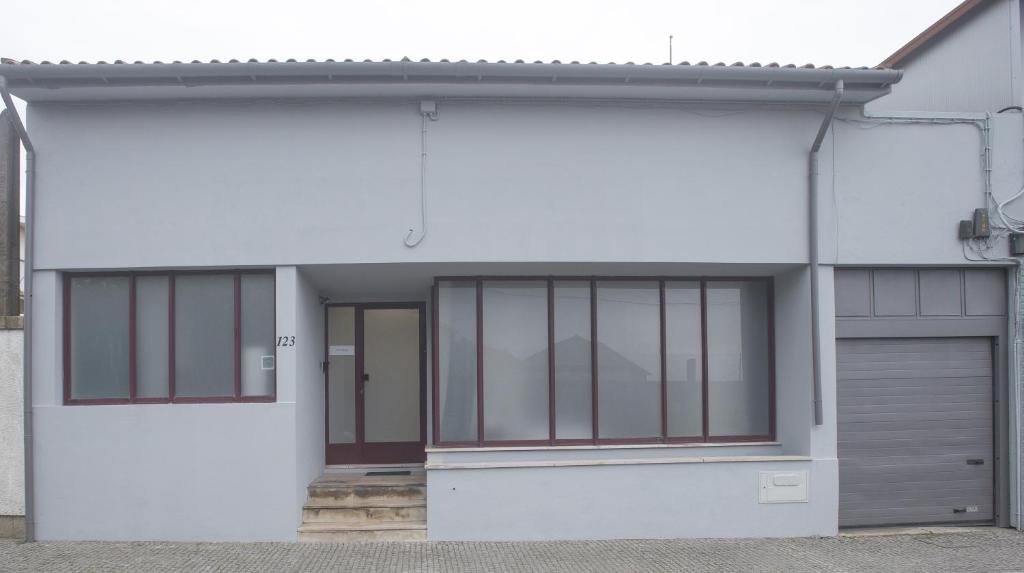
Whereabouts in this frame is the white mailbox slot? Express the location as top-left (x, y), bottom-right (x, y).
top-left (759, 470), bottom-right (809, 503)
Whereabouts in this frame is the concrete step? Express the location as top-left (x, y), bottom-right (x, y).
top-left (307, 479), bottom-right (426, 505)
top-left (302, 504), bottom-right (427, 524)
top-left (297, 522), bottom-right (427, 543)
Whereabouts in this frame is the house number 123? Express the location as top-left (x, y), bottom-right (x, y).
top-left (276, 336), bottom-right (296, 347)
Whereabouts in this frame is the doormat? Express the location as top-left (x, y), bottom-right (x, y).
top-left (366, 470), bottom-right (411, 476)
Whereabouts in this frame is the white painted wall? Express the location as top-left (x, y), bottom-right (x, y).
top-left (29, 268), bottom-right (303, 541)
top-left (0, 328), bottom-right (23, 517)
top-left (21, 91), bottom-right (1020, 541)
top-left (427, 459), bottom-right (833, 540)
top-left (292, 267), bottom-right (325, 526)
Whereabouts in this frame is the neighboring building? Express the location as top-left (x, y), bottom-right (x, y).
top-left (0, 1), bottom-right (1023, 542)
top-left (0, 110), bottom-right (23, 540)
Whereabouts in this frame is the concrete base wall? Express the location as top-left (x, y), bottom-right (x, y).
top-left (0, 324), bottom-right (24, 520)
top-left (426, 458), bottom-right (835, 540)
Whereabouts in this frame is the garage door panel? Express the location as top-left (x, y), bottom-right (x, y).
top-left (838, 421), bottom-right (991, 435)
top-left (837, 337), bottom-right (993, 528)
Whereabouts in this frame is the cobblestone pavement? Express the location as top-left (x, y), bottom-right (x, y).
top-left (2, 529), bottom-right (1023, 572)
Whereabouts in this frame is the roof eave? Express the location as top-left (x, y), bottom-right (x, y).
top-left (0, 61), bottom-right (901, 104)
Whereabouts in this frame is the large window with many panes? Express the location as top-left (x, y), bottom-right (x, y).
top-left (64, 271), bottom-right (276, 404)
top-left (432, 277), bottom-right (774, 446)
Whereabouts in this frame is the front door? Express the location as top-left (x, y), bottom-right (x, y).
top-left (325, 303), bottom-right (426, 464)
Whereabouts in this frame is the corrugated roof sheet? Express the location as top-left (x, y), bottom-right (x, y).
top-left (0, 56), bottom-right (883, 70)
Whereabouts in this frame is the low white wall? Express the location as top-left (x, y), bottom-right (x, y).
top-left (0, 328), bottom-right (23, 517)
top-left (426, 458), bottom-right (835, 540)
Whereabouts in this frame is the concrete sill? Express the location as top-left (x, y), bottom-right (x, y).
top-left (425, 455), bottom-right (812, 471)
top-left (425, 441), bottom-right (780, 453)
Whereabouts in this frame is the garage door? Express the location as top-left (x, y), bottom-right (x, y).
top-left (837, 337), bottom-right (994, 528)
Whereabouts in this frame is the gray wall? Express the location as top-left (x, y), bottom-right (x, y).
top-left (293, 268), bottom-right (325, 527)
top-left (867, 0), bottom-right (1019, 113)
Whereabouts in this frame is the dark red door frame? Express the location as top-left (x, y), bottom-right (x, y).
top-left (324, 302), bottom-right (427, 465)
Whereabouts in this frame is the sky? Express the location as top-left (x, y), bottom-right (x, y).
top-left (4, 0), bottom-right (964, 69)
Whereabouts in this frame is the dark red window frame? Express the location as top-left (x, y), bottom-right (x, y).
top-left (431, 276), bottom-right (776, 447)
top-left (63, 270), bottom-right (277, 405)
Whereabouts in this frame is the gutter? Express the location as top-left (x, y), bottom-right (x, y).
top-left (0, 60), bottom-right (903, 86)
top-left (809, 80), bottom-right (844, 426)
top-left (0, 76), bottom-right (34, 542)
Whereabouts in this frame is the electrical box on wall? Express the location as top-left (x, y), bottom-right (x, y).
top-left (758, 471), bottom-right (809, 504)
top-left (1011, 233), bottom-right (1024, 256)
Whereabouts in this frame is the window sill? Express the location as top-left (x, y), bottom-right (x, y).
top-left (425, 441), bottom-right (780, 453)
top-left (425, 454), bottom-right (809, 471)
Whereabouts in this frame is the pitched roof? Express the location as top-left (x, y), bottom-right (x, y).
top-left (879, 0), bottom-right (992, 68)
top-left (0, 57), bottom-right (902, 104)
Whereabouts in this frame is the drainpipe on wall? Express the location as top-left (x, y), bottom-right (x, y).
top-left (809, 80), bottom-right (844, 426)
top-left (0, 76), bottom-right (35, 542)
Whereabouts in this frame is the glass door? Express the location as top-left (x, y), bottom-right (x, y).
top-left (325, 303), bottom-right (425, 464)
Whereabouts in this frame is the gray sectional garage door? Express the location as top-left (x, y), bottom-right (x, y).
top-left (837, 337), bottom-right (994, 528)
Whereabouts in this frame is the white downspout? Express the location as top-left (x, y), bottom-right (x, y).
top-left (810, 80), bottom-right (844, 426)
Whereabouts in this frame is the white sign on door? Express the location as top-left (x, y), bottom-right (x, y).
top-left (329, 345), bottom-right (355, 356)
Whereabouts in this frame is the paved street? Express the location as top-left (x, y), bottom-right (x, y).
top-left (1, 528), bottom-right (1023, 572)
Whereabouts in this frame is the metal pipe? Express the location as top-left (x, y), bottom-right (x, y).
top-left (0, 75), bottom-right (35, 542)
top-left (809, 79), bottom-right (843, 426)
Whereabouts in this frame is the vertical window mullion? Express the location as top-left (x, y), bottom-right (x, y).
top-left (62, 275), bottom-right (71, 404)
top-left (168, 274), bottom-right (176, 401)
top-left (234, 274), bottom-right (242, 401)
top-left (547, 279), bottom-right (555, 445)
top-left (659, 280), bottom-right (667, 441)
top-left (589, 279), bottom-right (598, 443)
top-left (700, 279), bottom-right (709, 441)
top-left (476, 278), bottom-right (484, 446)
top-left (129, 275), bottom-right (137, 402)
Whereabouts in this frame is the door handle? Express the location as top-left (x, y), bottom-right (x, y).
top-left (362, 373), bottom-right (370, 384)
top-left (966, 459), bottom-right (984, 465)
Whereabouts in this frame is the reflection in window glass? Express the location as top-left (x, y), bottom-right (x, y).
top-left (665, 281), bottom-right (702, 437)
top-left (136, 276), bottom-right (169, 399)
top-left (482, 281), bottom-right (548, 441)
top-left (596, 281), bottom-right (661, 439)
top-left (69, 276), bottom-right (130, 400)
top-left (706, 281), bottom-right (771, 437)
top-left (241, 274), bottom-right (275, 397)
top-left (554, 281), bottom-right (592, 440)
top-left (174, 274), bottom-right (235, 398)
top-left (438, 281), bottom-right (478, 442)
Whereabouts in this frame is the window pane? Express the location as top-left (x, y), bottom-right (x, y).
top-left (241, 274), bottom-right (275, 397)
top-left (327, 306), bottom-right (356, 443)
top-left (554, 281), bottom-right (592, 440)
top-left (136, 276), bottom-right (169, 399)
top-left (174, 274), bottom-right (235, 398)
top-left (595, 281), bottom-right (661, 439)
top-left (706, 281), bottom-right (771, 437)
top-left (665, 281), bottom-right (702, 437)
top-left (437, 281), bottom-right (478, 442)
top-left (69, 276), bottom-right (130, 400)
top-left (482, 281), bottom-right (548, 441)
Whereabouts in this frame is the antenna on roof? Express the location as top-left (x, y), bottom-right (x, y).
top-left (668, 35), bottom-right (673, 64)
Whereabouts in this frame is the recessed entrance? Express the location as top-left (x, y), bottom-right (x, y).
top-left (324, 303), bottom-right (426, 464)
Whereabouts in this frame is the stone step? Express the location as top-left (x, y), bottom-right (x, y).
top-left (297, 522), bottom-right (427, 543)
top-left (307, 483), bottom-right (426, 505)
top-left (302, 504), bottom-right (427, 524)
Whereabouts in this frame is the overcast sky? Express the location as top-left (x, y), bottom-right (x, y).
top-left (6, 0), bottom-right (962, 69)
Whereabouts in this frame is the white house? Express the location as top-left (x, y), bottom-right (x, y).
top-left (1, 0), bottom-right (1023, 542)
